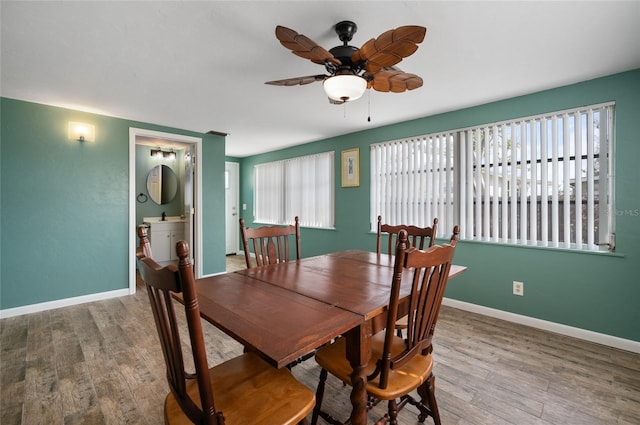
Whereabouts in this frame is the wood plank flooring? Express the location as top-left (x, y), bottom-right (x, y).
top-left (1, 256), bottom-right (638, 425)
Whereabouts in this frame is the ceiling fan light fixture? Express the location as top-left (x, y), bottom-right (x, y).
top-left (323, 74), bottom-right (367, 102)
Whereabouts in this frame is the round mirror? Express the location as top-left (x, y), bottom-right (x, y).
top-left (147, 165), bottom-right (178, 205)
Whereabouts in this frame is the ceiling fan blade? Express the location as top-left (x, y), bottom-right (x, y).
top-left (265, 75), bottom-right (328, 86)
top-left (369, 70), bottom-right (423, 93)
top-left (353, 25), bottom-right (426, 73)
top-left (275, 26), bottom-right (341, 66)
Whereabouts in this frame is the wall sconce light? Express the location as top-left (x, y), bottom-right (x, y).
top-left (150, 148), bottom-right (163, 159)
top-left (150, 147), bottom-right (176, 160)
top-left (68, 122), bottom-right (95, 142)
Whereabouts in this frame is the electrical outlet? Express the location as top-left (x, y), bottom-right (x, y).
top-left (513, 281), bottom-right (524, 296)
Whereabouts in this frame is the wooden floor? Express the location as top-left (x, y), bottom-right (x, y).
top-left (1, 255), bottom-right (639, 425)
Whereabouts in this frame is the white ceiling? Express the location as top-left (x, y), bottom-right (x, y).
top-left (2, 1), bottom-right (639, 157)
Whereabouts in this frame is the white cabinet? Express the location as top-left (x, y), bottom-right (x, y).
top-left (147, 221), bottom-right (185, 263)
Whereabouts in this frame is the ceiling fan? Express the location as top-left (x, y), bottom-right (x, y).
top-left (265, 21), bottom-right (427, 104)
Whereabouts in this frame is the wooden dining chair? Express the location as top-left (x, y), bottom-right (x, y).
top-left (137, 240), bottom-right (315, 425)
top-left (239, 216), bottom-right (301, 269)
top-left (376, 215), bottom-right (438, 254)
top-left (136, 224), bottom-right (153, 260)
top-left (376, 215), bottom-right (438, 337)
top-left (312, 229), bottom-right (458, 425)
top-left (449, 224), bottom-right (460, 243)
top-left (239, 216), bottom-right (318, 368)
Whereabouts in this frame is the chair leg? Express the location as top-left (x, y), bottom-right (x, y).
top-left (311, 368), bottom-right (328, 425)
top-left (374, 414), bottom-right (390, 425)
top-left (416, 373), bottom-right (441, 425)
top-left (387, 399), bottom-right (399, 425)
top-left (396, 328), bottom-right (403, 338)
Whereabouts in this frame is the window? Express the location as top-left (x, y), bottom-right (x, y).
top-left (371, 103), bottom-right (615, 251)
top-left (370, 132), bottom-right (457, 234)
top-left (254, 151), bottom-right (335, 228)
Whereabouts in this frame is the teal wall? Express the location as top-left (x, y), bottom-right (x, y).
top-left (0, 98), bottom-right (226, 310)
top-left (201, 138), bottom-right (226, 274)
top-left (240, 69), bottom-right (640, 342)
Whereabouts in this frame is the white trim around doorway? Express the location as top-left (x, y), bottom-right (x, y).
top-left (128, 128), bottom-right (203, 294)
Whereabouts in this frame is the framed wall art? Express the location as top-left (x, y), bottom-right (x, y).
top-left (341, 148), bottom-right (360, 187)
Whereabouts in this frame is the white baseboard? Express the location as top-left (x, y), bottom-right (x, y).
top-left (443, 298), bottom-right (640, 354)
top-left (199, 270), bottom-right (227, 279)
top-left (0, 288), bottom-right (131, 319)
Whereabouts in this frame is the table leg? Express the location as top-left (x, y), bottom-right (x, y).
top-left (345, 320), bottom-right (372, 425)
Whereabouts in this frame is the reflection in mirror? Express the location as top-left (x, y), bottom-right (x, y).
top-left (147, 165), bottom-right (178, 205)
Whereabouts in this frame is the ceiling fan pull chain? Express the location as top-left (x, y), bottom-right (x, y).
top-left (367, 90), bottom-right (371, 122)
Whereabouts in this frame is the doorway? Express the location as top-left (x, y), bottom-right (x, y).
top-left (225, 162), bottom-right (239, 255)
top-left (128, 128), bottom-right (203, 294)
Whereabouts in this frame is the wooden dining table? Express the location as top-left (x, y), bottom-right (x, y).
top-left (190, 250), bottom-right (466, 425)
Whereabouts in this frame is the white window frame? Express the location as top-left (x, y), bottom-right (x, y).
top-left (371, 102), bottom-right (615, 252)
top-left (254, 151), bottom-right (335, 229)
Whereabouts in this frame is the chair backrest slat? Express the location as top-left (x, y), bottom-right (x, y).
top-left (376, 215), bottom-right (438, 255)
top-left (137, 242), bottom-right (219, 424)
top-left (377, 227), bottom-right (458, 389)
top-left (240, 217), bottom-right (301, 268)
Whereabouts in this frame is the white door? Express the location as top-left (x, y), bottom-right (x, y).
top-left (183, 145), bottom-right (195, 262)
top-left (225, 162), bottom-right (239, 255)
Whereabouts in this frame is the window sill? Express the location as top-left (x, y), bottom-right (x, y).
top-left (458, 238), bottom-right (625, 258)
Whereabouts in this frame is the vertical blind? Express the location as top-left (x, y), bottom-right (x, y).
top-left (459, 103), bottom-right (614, 250)
top-left (370, 133), bottom-right (457, 236)
top-left (254, 151), bottom-right (334, 228)
top-left (370, 102), bottom-right (614, 251)
top-left (254, 160), bottom-right (284, 224)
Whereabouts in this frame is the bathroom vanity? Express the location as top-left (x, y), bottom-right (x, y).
top-left (143, 217), bottom-right (185, 262)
